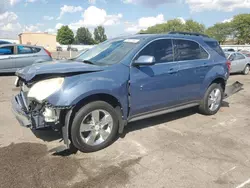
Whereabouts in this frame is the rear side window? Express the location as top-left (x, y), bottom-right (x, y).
top-left (136, 39), bottom-right (173, 63)
top-left (17, 46), bottom-right (40, 54)
top-left (205, 41), bottom-right (225, 57)
top-left (173, 39), bottom-right (209, 61)
top-left (31, 47), bottom-right (41, 53)
top-left (235, 53), bottom-right (245, 60)
top-left (0, 46), bottom-right (14, 55)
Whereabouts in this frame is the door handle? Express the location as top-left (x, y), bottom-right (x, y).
top-left (168, 68), bottom-right (178, 74)
top-left (203, 63), bottom-right (209, 67)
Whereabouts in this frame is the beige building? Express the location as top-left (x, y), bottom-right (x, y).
top-left (19, 32), bottom-right (57, 51)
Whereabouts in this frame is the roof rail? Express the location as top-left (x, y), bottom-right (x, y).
top-left (168, 31), bottom-right (209, 38)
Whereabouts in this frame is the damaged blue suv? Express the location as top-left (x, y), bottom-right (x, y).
top-left (12, 32), bottom-right (230, 152)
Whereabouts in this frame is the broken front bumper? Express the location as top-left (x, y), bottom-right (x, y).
top-left (12, 94), bottom-right (31, 128)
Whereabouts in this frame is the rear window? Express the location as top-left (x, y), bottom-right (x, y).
top-left (205, 41), bottom-right (225, 57)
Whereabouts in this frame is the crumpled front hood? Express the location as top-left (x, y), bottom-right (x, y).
top-left (16, 60), bottom-right (104, 81)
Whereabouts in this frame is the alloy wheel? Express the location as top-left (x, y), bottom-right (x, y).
top-left (208, 88), bottom-right (221, 112)
top-left (80, 110), bottom-right (113, 146)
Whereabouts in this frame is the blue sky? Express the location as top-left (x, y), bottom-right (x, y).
top-left (1, 0), bottom-right (250, 39)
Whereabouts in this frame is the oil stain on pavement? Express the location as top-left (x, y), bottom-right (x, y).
top-left (0, 142), bottom-right (140, 188)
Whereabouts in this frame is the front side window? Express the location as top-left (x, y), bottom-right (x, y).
top-left (75, 39), bottom-right (140, 65)
top-left (0, 46), bottom-right (14, 55)
top-left (173, 39), bottom-right (208, 61)
top-left (135, 39), bottom-right (173, 63)
top-left (18, 46), bottom-right (33, 54)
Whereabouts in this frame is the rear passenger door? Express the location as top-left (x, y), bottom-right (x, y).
top-left (173, 39), bottom-right (210, 104)
top-left (14, 45), bottom-right (38, 68)
top-left (235, 53), bottom-right (246, 72)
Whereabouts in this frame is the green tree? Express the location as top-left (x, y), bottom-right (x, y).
top-left (56, 25), bottom-right (74, 45)
top-left (206, 22), bottom-right (233, 44)
top-left (94, 26), bottom-right (107, 43)
top-left (184, 20), bottom-right (205, 33)
top-left (75, 27), bottom-right (95, 45)
top-left (142, 19), bottom-right (185, 34)
top-left (141, 19), bottom-right (205, 34)
top-left (231, 14), bottom-right (250, 44)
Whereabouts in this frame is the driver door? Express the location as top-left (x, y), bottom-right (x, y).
top-left (129, 39), bottom-right (180, 117)
top-left (0, 45), bottom-right (15, 70)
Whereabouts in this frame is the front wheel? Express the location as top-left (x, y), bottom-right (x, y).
top-left (199, 83), bottom-right (223, 115)
top-left (70, 101), bottom-right (119, 152)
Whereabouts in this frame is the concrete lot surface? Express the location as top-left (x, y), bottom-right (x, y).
top-left (0, 74), bottom-right (250, 188)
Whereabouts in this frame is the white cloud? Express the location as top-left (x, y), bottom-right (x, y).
top-left (177, 17), bottom-right (186, 24)
top-left (26, 0), bottom-right (37, 2)
top-left (9, 0), bottom-right (21, 5)
top-left (123, 0), bottom-right (250, 12)
top-left (122, 0), bottom-right (177, 7)
top-left (222, 18), bottom-right (233, 23)
top-left (43, 16), bottom-right (54, 21)
top-left (1, 22), bottom-right (21, 31)
top-left (0, 11), bottom-right (18, 23)
top-left (57, 5), bottom-right (83, 20)
top-left (45, 28), bottom-right (56, 34)
top-left (23, 23), bottom-right (42, 32)
top-left (0, 11), bottom-right (21, 38)
top-left (55, 23), bottom-right (63, 30)
top-left (88, 0), bottom-right (96, 4)
top-left (68, 6), bottom-right (122, 30)
top-left (187, 0), bottom-right (250, 12)
top-left (125, 14), bottom-right (165, 33)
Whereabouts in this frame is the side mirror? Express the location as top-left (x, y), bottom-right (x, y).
top-left (133, 55), bottom-right (155, 66)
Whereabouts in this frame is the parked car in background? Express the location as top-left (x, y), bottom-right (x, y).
top-left (56, 46), bottom-right (62, 51)
top-left (0, 40), bottom-right (12, 45)
top-left (225, 52), bottom-right (250, 75)
top-left (223, 48), bottom-right (235, 52)
top-left (0, 44), bottom-right (52, 73)
top-left (67, 46), bottom-right (78, 52)
top-left (12, 32), bottom-right (230, 152)
top-left (241, 50), bottom-right (250, 58)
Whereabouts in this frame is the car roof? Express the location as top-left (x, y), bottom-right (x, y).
top-left (113, 33), bottom-right (218, 44)
top-left (0, 44), bottom-right (43, 48)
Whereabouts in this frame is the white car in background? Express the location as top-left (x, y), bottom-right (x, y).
top-left (225, 52), bottom-right (250, 75)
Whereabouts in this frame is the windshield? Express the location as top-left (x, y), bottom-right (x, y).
top-left (75, 39), bottom-right (140, 65)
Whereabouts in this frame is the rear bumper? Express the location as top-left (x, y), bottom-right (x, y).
top-left (11, 94), bottom-right (31, 127)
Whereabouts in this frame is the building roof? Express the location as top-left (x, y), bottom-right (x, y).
top-left (18, 32), bottom-right (56, 36)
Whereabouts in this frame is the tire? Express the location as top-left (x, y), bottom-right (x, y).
top-left (243, 65), bottom-right (250, 75)
top-left (199, 83), bottom-right (223, 115)
top-left (70, 101), bottom-right (119, 152)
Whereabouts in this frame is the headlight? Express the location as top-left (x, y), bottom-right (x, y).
top-left (28, 78), bottom-right (64, 101)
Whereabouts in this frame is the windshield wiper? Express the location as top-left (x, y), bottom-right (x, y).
top-left (83, 60), bottom-right (95, 65)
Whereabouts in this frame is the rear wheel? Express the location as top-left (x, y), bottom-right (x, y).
top-left (243, 65), bottom-right (250, 75)
top-left (70, 101), bottom-right (119, 152)
top-left (199, 83), bottom-right (223, 115)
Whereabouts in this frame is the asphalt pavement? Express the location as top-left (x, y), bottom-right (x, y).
top-left (1, 74), bottom-right (250, 188)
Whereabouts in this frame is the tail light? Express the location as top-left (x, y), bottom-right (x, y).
top-left (226, 60), bottom-right (231, 70)
top-left (44, 48), bottom-right (52, 58)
